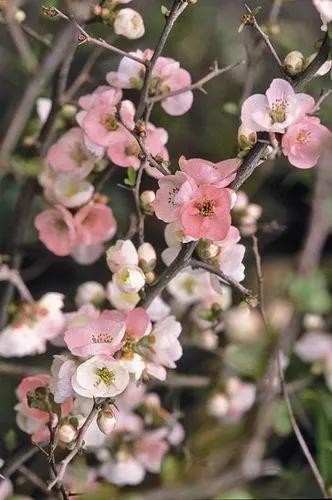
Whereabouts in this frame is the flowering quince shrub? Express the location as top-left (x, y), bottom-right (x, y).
top-left (0, 1), bottom-right (332, 498)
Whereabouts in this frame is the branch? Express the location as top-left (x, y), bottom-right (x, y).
top-left (190, 258), bottom-right (255, 301)
top-left (135, 0), bottom-right (189, 120)
top-left (62, 47), bottom-right (102, 103)
top-left (147, 59), bottom-right (245, 104)
top-left (4, 3), bottom-right (37, 72)
top-left (0, 264), bottom-right (33, 303)
top-left (53, 8), bottom-right (147, 66)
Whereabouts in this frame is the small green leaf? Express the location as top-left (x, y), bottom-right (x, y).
top-left (222, 102), bottom-right (238, 115)
top-left (4, 429), bottom-right (17, 451)
top-left (124, 167), bottom-right (137, 187)
top-left (251, 5), bottom-right (262, 17)
top-left (272, 399), bottom-right (292, 437)
top-left (238, 22), bottom-right (245, 33)
top-left (224, 340), bottom-right (269, 379)
top-left (288, 271), bottom-right (331, 314)
top-left (161, 5), bottom-right (169, 15)
top-left (69, 417), bottom-right (79, 429)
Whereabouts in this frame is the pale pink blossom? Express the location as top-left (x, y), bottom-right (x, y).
top-left (179, 185), bottom-right (232, 240)
top-left (107, 50), bottom-right (193, 115)
top-left (106, 280), bottom-right (140, 311)
top-left (107, 127), bottom-right (141, 169)
top-left (35, 205), bottom-right (76, 256)
top-left (71, 355), bottom-right (130, 398)
top-left (97, 408), bottom-right (117, 435)
top-left (224, 303), bottom-right (263, 343)
top-left (47, 127), bottom-right (99, 176)
top-left (0, 293), bottom-right (65, 357)
top-left (125, 307), bottom-right (152, 340)
top-left (282, 115), bottom-right (331, 169)
top-left (53, 173), bottom-right (94, 208)
top-left (64, 310), bottom-right (126, 357)
top-left (113, 265), bottom-right (146, 294)
top-left (153, 171), bottom-right (196, 223)
top-left (208, 377), bottom-right (256, 422)
top-left (71, 243), bottom-right (105, 265)
top-left (313, 0), bottom-right (332, 29)
top-left (75, 203), bottom-right (117, 246)
top-left (106, 239), bottom-right (138, 272)
top-left (49, 355), bottom-right (77, 403)
top-left (113, 8), bottom-right (145, 39)
top-left (241, 78), bottom-right (315, 133)
top-left (75, 281), bottom-right (106, 307)
top-left (178, 156), bottom-right (239, 187)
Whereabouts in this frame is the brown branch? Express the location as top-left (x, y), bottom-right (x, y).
top-left (0, 264), bottom-right (33, 303)
top-left (53, 8), bottom-right (147, 66)
top-left (135, 0), bottom-right (189, 120)
top-left (62, 47), bottom-right (102, 103)
top-left (147, 60), bottom-right (245, 104)
top-left (133, 163), bottom-right (145, 246)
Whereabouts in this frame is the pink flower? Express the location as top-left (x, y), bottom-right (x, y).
top-left (64, 310), bottom-right (126, 357)
top-left (179, 185), bottom-right (232, 240)
top-left (125, 308), bottom-right (152, 341)
top-left (179, 156), bottom-right (239, 187)
top-left (46, 127), bottom-right (99, 176)
top-left (241, 78), bottom-right (315, 133)
top-left (35, 205), bottom-right (76, 256)
top-left (152, 171), bottom-right (196, 223)
top-left (16, 374), bottom-right (51, 420)
top-left (135, 428), bottom-right (169, 472)
top-left (81, 88), bottom-right (123, 147)
top-left (313, 0), bottom-right (332, 29)
top-left (75, 203), bottom-right (117, 246)
top-left (107, 50), bottom-right (193, 115)
top-left (282, 115), bottom-right (331, 169)
top-left (107, 127), bottom-right (141, 169)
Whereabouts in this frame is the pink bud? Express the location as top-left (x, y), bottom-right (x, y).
top-left (58, 424), bottom-right (77, 444)
top-left (97, 410), bottom-right (117, 435)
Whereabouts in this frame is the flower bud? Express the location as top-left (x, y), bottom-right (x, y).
top-left (14, 9), bottom-right (26, 23)
top-left (145, 271), bottom-right (156, 285)
top-left (238, 123), bottom-right (257, 150)
top-left (114, 265), bottom-right (146, 294)
top-left (283, 51), bottom-right (304, 76)
top-left (61, 104), bottom-right (77, 120)
top-left (58, 424), bottom-right (77, 444)
top-left (97, 409), bottom-right (116, 435)
top-left (196, 239), bottom-right (219, 260)
top-left (138, 243), bottom-right (157, 272)
top-left (207, 393), bottom-right (229, 418)
top-left (106, 239), bottom-right (138, 273)
top-left (303, 313), bottom-right (324, 331)
top-left (75, 281), bottom-right (106, 307)
top-left (114, 8), bottom-right (145, 39)
top-left (140, 190), bottom-right (155, 214)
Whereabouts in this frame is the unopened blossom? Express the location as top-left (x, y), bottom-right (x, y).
top-left (224, 303), bottom-right (263, 343)
top-left (232, 191), bottom-right (262, 236)
top-left (72, 355), bottom-right (130, 398)
top-left (113, 265), bottom-right (146, 294)
top-left (47, 127), bottom-right (100, 176)
top-left (241, 78), bottom-right (315, 133)
top-left (295, 332), bottom-right (332, 389)
top-left (237, 123), bottom-right (257, 150)
top-left (53, 173), bottom-right (94, 208)
top-left (58, 423), bottom-right (77, 444)
top-left (179, 185), bottom-right (232, 240)
top-left (107, 50), bottom-right (193, 115)
top-left (0, 293), bottom-right (65, 357)
top-left (138, 242), bottom-right (157, 271)
top-left (208, 377), bottom-right (256, 422)
top-left (75, 202), bottom-right (117, 246)
top-left (313, 0), bottom-right (332, 29)
top-left (35, 205), bottom-right (76, 256)
top-left (140, 190), bottom-right (156, 212)
top-left (282, 115), bottom-right (331, 169)
top-left (113, 8), bottom-right (145, 39)
top-left (97, 408), bottom-right (117, 435)
top-left (283, 51), bottom-right (305, 76)
top-left (75, 281), bottom-right (106, 307)
top-left (64, 310), bottom-right (126, 357)
top-left (107, 280), bottom-right (140, 311)
top-left (106, 239), bottom-right (138, 273)
top-left (210, 227), bottom-right (246, 283)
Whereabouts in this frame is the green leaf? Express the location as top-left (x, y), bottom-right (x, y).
top-left (222, 102), bottom-right (238, 115)
top-left (161, 5), bottom-right (169, 16)
top-left (272, 399), bottom-right (292, 437)
top-left (288, 271), bottom-right (331, 314)
top-left (124, 167), bottom-right (137, 187)
top-left (251, 6), bottom-right (262, 17)
top-left (4, 429), bottom-right (17, 451)
top-left (224, 340), bottom-right (269, 379)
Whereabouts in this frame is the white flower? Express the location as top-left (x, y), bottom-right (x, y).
top-left (75, 281), bottom-right (106, 307)
top-left (114, 8), bottom-right (145, 39)
top-left (147, 297), bottom-right (170, 322)
top-left (120, 353), bottom-right (145, 380)
top-left (207, 393), bottom-right (230, 418)
top-left (72, 355), bottom-right (130, 398)
top-left (114, 265), bottom-right (146, 294)
top-left (100, 455), bottom-right (145, 486)
top-left (106, 281), bottom-right (140, 311)
top-left (138, 243), bottom-right (156, 272)
top-left (167, 269), bottom-right (206, 305)
top-left (53, 173), bottom-right (94, 208)
top-left (36, 97), bottom-right (51, 124)
top-left (224, 303), bottom-right (263, 343)
top-left (0, 293), bottom-right (65, 357)
top-left (106, 239), bottom-right (138, 273)
top-left (49, 355), bottom-right (77, 403)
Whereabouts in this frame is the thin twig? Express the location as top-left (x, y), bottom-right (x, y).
top-left (135, 0), bottom-right (189, 120)
top-left (18, 465), bottom-right (50, 494)
top-left (21, 24), bottom-right (51, 47)
top-left (190, 258), bottom-right (254, 300)
top-left (53, 8), bottom-right (146, 66)
top-left (133, 163), bottom-right (145, 246)
top-left (313, 88), bottom-right (332, 113)
top-left (62, 47), bottom-right (102, 103)
top-left (147, 60), bottom-right (245, 104)
top-left (0, 264), bottom-right (33, 303)
top-left (4, 3), bottom-right (37, 72)
top-left (251, 235), bottom-right (267, 323)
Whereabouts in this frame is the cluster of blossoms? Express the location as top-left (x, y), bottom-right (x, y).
top-left (92, 0), bottom-right (145, 40)
top-left (241, 78), bottom-right (331, 169)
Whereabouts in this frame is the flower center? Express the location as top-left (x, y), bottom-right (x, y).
top-left (270, 99), bottom-right (288, 123)
top-left (125, 142), bottom-right (140, 157)
top-left (95, 367), bottom-right (115, 387)
top-left (296, 129), bottom-right (311, 145)
top-left (197, 198), bottom-right (215, 217)
top-left (92, 332), bottom-right (113, 343)
top-left (122, 333), bottom-right (136, 353)
top-left (100, 113), bottom-right (118, 132)
top-left (69, 142), bottom-right (88, 165)
top-left (54, 218), bottom-right (68, 233)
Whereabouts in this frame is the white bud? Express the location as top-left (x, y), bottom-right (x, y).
top-left (106, 240), bottom-right (138, 273)
top-left (138, 242), bottom-right (157, 272)
top-left (283, 51), bottom-right (304, 76)
top-left (58, 424), bottom-right (77, 444)
top-left (97, 409), bottom-right (117, 435)
top-left (303, 314), bottom-right (324, 331)
top-left (238, 123), bottom-right (257, 150)
top-left (207, 393), bottom-right (229, 418)
top-left (197, 239), bottom-right (219, 260)
top-left (114, 8), bottom-right (145, 39)
top-left (140, 190), bottom-right (155, 206)
top-left (75, 281), bottom-right (106, 307)
top-left (14, 9), bottom-right (26, 23)
top-left (114, 265), bottom-right (146, 294)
